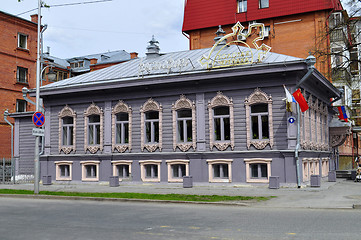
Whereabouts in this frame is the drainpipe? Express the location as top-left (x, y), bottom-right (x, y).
top-left (294, 54), bottom-right (316, 188)
top-left (4, 110), bottom-right (15, 184)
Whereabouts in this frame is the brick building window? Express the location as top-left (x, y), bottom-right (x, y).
top-left (16, 99), bottom-right (27, 112)
top-left (17, 67), bottom-right (28, 83)
top-left (17, 33), bottom-right (28, 49)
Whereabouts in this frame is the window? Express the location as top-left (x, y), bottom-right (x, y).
top-left (259, 0), bottom-right (269, 8)
top-left (245, 88), bottom-right (273, 150)
top-left (55, 161), bottom-right (73, 181)
top-left (172, 95), bottom-right (196, 152)
top-left (112, 101), bottom-right (132, 153)
top-left (208, 92), bottom-right (234, 151)
top-left (139, 160), bottom-right (161, 182)
top-left (244, 158), bottom-right (271, 183)
top-left (17, 33), bottom-right (27, 49)
top-left (17, 67), bottom-right (28, 83)
top-left (251, 104), bottom-right (269, 140)
top-left (84, 103), bottom-right (103, 154)
top-left (16, 99), bottom-right (27, 112)
top-left (81, 161), bottom-right (100, 181)
top-left (140, 99), bottom-right (162, 152)
top-left (207, 159), bottom-right (233, 183)
top-left (166, 160), bottom-right (189, 182)
top-left (112, 160), bottom-right (132, 180)
top-left (58, 105), bottom-right (76, 154)
top-left (70, 61), bottom-right (84, 68)
top-left (238, 0), bottom-right (247, 13)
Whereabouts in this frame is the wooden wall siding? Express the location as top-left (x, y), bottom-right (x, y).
top-left (18, 118), bottom-right (36, 174)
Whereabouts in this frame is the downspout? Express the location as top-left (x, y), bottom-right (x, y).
top-left (4, 110), bottom-right (14, 184)
top-left (294, 54), bottom-right (316, 188)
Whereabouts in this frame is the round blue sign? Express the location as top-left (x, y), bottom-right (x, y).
top-left (288, 117), bottom-right (295, 124)
top-left (33, 112), bottom-right (45, 127)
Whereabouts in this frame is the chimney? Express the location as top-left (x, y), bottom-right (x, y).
top-left (31, 14), bottom-right (39, 24)
top-left (146, 35), bottom-right (160, 57)
top-left (90, 58), bottom-right (98, 65)
top-left (130, 52), bottom-right (138, 59)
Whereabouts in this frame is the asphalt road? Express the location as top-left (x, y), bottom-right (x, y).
top-left (0, 197), bottom-right (360, 240)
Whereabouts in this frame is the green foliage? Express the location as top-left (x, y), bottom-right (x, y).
top-left (0, 189), bottom-right (274, 202)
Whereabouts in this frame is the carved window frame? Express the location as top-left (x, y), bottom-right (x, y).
top-left (58, 105), bottom-right (76, 154)
top-left (208, 92), bottom-right (234, 151)
top-left (244, 158), bottom-right (272, 183)
top-left (111, 160), bottom-right (133, 180)
top-left (140, 98), bottom-right (162, 152)
top-left (172, 95), bottom-right (196, 152)
top-left (54, 161), bottom-right (73, 181)
top-left (84, 103), bottom-right (104, 154)
top-left (244, 88), bottom-right (273, 150)
top-left (112, 101), bottom-right (132, 153)
top-left (166, 160), bottom-right (190, 183)
top-left (139, 160), bottom-right (162, 182)
top-left (207, 159), bottom-right (233, 183)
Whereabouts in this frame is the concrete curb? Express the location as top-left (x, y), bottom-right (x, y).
top-left (0, 194), bottom-right (251, 207)
top-left (353, 204), bottom-right (361, 209)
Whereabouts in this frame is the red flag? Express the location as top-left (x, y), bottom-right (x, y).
top-left (292, 89), bottom-right (309, 112)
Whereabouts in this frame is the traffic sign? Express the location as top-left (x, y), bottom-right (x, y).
top-left (288, 116), bottom-right (296, 124)
top-left (32, 128), bottom-right (44, 137)
top-left (33, 112), bottom-right (45, 127)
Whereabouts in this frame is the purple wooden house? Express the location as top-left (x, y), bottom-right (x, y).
top-left (11, 24), bottom-right (348, 187)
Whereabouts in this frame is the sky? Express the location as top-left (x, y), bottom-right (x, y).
top-left (2, 0), bottom-right (188, 59)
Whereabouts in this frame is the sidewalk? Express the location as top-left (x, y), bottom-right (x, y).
top-left (0, 178), bottom-right (360, 209)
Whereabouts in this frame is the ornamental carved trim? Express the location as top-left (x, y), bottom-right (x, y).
top-left (84, 103), bottom-right (104, 154)
top-left (244, 88), bottom-right (273, 150)
top-left (58, 105), bottom-right (76, 154)
top-left (172, 95), bottom-right (196, 152)
top-left (140, 98), bottom-right (162, 152)
top-left (112, 100), bottom-right (132, 153)
top-left (208, 92), bottom-right (235, 151)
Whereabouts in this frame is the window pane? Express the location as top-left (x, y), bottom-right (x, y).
top-left (214, 106), bottom-right (229, 116)
top-left (154, 122), bottom-right (159, 143)
top-left (251, 116), bottom-right (259, 139)
top-left (86, 165), bottom-right (96, 178)
top-left (214, 118), bottom-right (221, 141)
top-left (124, 123), bottom-right (129, 144)
top-left (117, 165), bottom-right (129, 178)
top-left (186, 120), bottom-right (192, 142)
top-left (96, 125), bottom-right (100, 144)
top-left (63, 117), bottom-right (73, 125)
top-left (251, 164), bottom-right (258, 178)
top-left (153, 165), bottom-right (158, 177)
top-left (116, 124), bottom-right (121, 144)
top-left (62, 127), bottom-right (68, 145)
top-left (145, 165), bottom-right (152, 177)
top-left (88, 125), bottom-right (94, 144)
top-left (146, 122), bottom-right (152, 143)
top-left (116, 113), bottom-right (128, 121)
top-left (224, 117), bottom-right (230, 140)
top-left (213, 164), bottom-right (220, 178)
top-left (69, 126), bottom-right (73, 145)
top-left (261, 164), bottom-right (268, 178)
top-left (178, 120), bottom-right (184, 142)
top-left (18, 34), bottom-right (27, 48)
top-left (89, 115), bottom-right (100, 123)
top-left (251, 104), bottom-right (268, 113)
top-left (261, 115), bottom-right (269, 139)
top-left (260, 0), bottom-right (269, 8)
top-left (222, 164), bottom-right (229, 178)
top-left (146, 111), bottom-right (158, 120)
top-left (177, 109), bottom-right (192, 118)
top-left (60, 165), bottom-right (69, 177)
top-left (239, 0), bottom-right (247, 12)
top-left (172, 164), bottom-right (186, 178)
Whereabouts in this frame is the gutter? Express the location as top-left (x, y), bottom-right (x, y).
top-left (3, 110), bottom-right (15, 184)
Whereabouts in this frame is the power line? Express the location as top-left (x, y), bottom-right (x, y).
top-left (16, 0), bottom-right (112, 16)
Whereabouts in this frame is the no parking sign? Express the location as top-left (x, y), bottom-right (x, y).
top-left (32, 112), bottom-right (45, 127)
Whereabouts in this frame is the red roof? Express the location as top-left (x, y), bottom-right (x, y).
top-left (182, 0), bottom-right (343, 32)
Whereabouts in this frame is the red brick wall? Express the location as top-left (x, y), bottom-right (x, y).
top-left (0, 12), bottom-right (37, 157)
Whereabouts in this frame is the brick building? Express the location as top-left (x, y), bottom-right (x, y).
top-left (0, 11), bottom-right (39, 158)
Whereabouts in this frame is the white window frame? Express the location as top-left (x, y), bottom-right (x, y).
top-left (207, 159), bottom-right (233, 183)
top-left (166, 160), bottom-right (190, 183)
top-left (208, 92), bottom-right (234, 151)
top-left (111, 160), bottom-right (133, 180)
top-left (80, 161), bottom-right (100, 182)
top-left (244, 158), bottom-right (271, 183)
top-left (54, 161), bottom-right (73, 181)
top-left (140, 98), bottom-right (162, 152)
top-left (245, 88), bottom-right (273, 150)
top-left (259, 0), bottom-right (269, 9)
top-left (112, 101), bottom-right (132, 153)
top-left (139, 160), bottom-right (161, 182)
top-left (17, 33), bottom-right (28, 49)
top-left (172, 95), bottom-right (196, 152)
top-left (58, 105), bottom-right (76, 154)
top-left (238, 0), bottom-right (247, 13)
top-left (17, 66), bottom-right (28, 83)
top-left (84, 103), bottom-right (103, 154)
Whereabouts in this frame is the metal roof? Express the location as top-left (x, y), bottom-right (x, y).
top-left (40, 45), bottom-right (303, 91)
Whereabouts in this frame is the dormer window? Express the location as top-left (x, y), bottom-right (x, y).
top-left (70, 61), bottom-right (84, 68)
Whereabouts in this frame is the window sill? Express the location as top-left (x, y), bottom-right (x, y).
top-left (15, 81), bottom-right (29, 86)
top-left (16, 47), bottom-right (30, 53)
